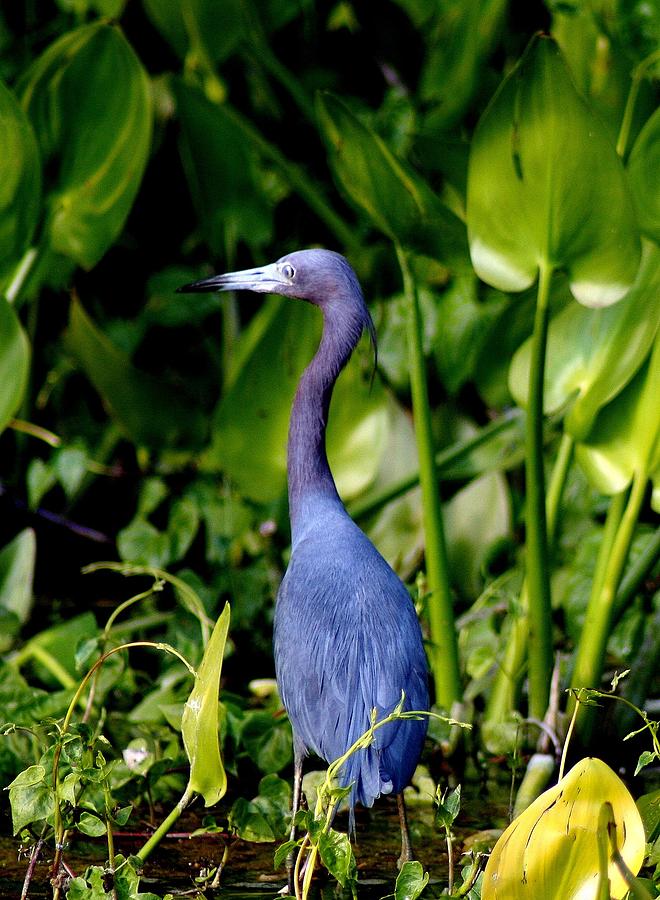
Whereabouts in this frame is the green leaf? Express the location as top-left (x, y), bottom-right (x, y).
top-left (181, 603), bottom-right (230, 807)
top-left (509, 242), bottom-right (660, 437)
top-left (317, 828), bottom-right (357, 888)
top-left (228, 796), bottom-right (275, 842)
top-left (205, 296), bottom-right (388, 503)
top-left (317, 91), bottom-right (467, 263)
top-left (173, 80), bottom-right (273, 256)
top-left (143, 0), bottom-right (243, 64)
top-left (394, 860), bottom-right (429, 900)
top-left (19, 22), bottom-right (152, 270)
top-left (77, 811), bottom-right (107, 837)
top-left (482, 757), bottom-right (646, 899)
top-left (67, 299), bottom-right (206, 449)
top-left (0, 528), bottom-right (36, 625)
top-left (0, 79), bottom-right (40, 280)
top-left (8, 764), bottom-right (54, 834)
top-left (435, 784), bottom-right (462, 829)
top-left (628, 106), bottom-right (660, 243)
top-left (575, 333), bottom-right (660, 495)
top-left (419, 0), bottom-right (508, 132)
top-left (0, 297), bottom-right (30, 434)
top-left (467, 34), bottom-right (640, 307)
top-left (22, 611), bottom-right (98, 687)
top-left (240, 711), bottom-right (293, 774)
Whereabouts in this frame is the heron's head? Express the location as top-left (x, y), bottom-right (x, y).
top-left (178, 248), bottom-right (375, 358)
top-left (178, 249), bottom-right (363, 309)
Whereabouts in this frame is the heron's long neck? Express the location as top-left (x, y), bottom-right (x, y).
top-left (287, 310), bottom-right (359, 541)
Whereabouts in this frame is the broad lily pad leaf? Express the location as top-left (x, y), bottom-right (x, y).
top-left (317, 92), bottom-right (467, 264)
top-left (575, 333), bottom-right (660, 497)
top-left (182, 602), bottom-right (230, 807)
top-left (0, 297), bottom-right (30, 434)
top-left (173, 80), bottom-right (272, 256)
top-left (67, 299), bottom-right (206, 449)
top-left (467, 34), bottom-right (640, 307)
top-left (482, 757), bottom-right (646, 899)
top-left (204, 296), bottom-right (388, 503)
top-left (628, 105), bottom-right (660, 243)
top-left (0, 79), bottom-right (40, 281)
top-left (0, 529), bottom-right (36, 625)
top-left (509, 242), bottom-right (660, 438)
top-left (19, 22), bottom-right (151, 269)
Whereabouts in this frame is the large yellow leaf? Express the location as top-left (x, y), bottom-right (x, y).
top-left (483, 757), bottom-right (645, 899)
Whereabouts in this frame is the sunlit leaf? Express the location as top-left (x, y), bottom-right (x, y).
top-left (467, 34), bottom-right (640, 307)
top-left (317, 92), bottom-right (467, 264)
top-left (19, 22), bottom-right (151, 269)
top-left (204, 296), bottom-right (388, 503)
top-left (0, 529), bottom-right (36, 625)
top-left (509, 242), bottom-right (660, 437)
top-left (482, 757), bottom-right (646, 899)
top-left (8, 765), bottom-right (54, 835)
top-left (0, 297), bottom-right (30, 434)
top-left (0, 79), bottom-right (40, 281)
top-left (67, 299), bottom-right (206, 449)
top-left (575, 334), bottom-right (660, 496)
top-left (182, 602), bottom-right (230, 807)
top-left (628, 106), bottom-right (660, 243)
top-left (318, 828), bottom-right (357, 888)
top-left (228, 797), bottom-right (275, 842)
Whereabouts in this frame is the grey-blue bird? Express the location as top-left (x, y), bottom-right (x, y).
top-left (179, 249), bottom-right (429, 866)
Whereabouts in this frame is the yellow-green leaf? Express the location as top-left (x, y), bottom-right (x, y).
top-left (482, 757), bottom-right (646, 899)
top-left (181, 602), bottom-right (230, 807)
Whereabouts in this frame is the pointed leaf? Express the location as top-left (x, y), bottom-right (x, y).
top-left (0, 528), bottom-right (36, 625)
top-left (0, 79), bottom-right (41, 280)
top-left (182, 603), bottom-right (230, 807)
top-left (0, 297), bottom-right (30, 434)
top-left (628, 106), bottom-right (660, 243)
top-left (394, 860), bottom-right (429, 900)
top-left (173, 80), bottom-right (273, 256)
top-left (575, 333), bottom-right (660, 495)
top-left (509, 242), bottom-right (660, 436)
top-left (467, 34), bottom-right (640, 306)
top-left (482, 757), bottom-right (646, 899)
top-left (19, 23), bottom-right (151, 269)
top-left (317, 92), bottom-right (467, 263)
top-left (67, 299), bottom-right (206, 449)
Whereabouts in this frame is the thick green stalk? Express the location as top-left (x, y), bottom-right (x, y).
top-left (396, 245), bottom-right (460, 708)
top-left (484, 434), bottom-right (573, 726)
top-left (590, 489), bottom-right (627, 606)
top-left (135, 786), bottom-right (194, 863)
top-left (570, 468), bottom-right (649, 708)
top-left (524, 261), bottom-right (554, 721)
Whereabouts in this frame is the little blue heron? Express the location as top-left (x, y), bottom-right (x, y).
top-left (179, 249), bottom-right (429, 868)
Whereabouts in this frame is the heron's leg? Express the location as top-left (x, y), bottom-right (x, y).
top-left (396, 792), bottom-right (413, 868)
top-left (286, 749), bottom-right (304, 893)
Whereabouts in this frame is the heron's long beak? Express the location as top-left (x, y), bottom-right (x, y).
top-left (177, 263), bottom-right (283, 294)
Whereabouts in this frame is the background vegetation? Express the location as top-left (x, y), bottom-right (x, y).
top-left (0, 0), bottom-right (658, 897)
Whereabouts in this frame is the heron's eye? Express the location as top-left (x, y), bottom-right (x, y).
top-left (281, 263), bottom-right (296, 280)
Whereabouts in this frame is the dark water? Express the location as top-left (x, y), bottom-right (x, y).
top-left (0, 774), bottom-right (511, 898)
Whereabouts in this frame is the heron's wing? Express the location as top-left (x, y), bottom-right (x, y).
top-left (274, 521), bottom-right (428, 806)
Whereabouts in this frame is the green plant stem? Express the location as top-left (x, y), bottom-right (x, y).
top-left (570, 468), bottom-right (649, 735)
top-left (613, 526), bottom-right (660, 619)
top-left (349, 411), bottom-right (522, 520)
top-left (9, 419), bottom-right (61, 446)
top-left (12, 644), bottom-right (76, 689)
top-left (484, 432), bottom-right (573, 727)
top-left (4, 246), bottom-right (38, 305)
top-left (221, 103), bottom-right (358, 250)
top-left (524, 261), bottom-right (554, 721)
top-left (616, 48), bottom-right (660, 158)
top-left (591, 489), bottom-right (628, 605)
top-left (135, 785), bottom-right (194, 863)
top-left (396, 244), bottom-right (460, 709)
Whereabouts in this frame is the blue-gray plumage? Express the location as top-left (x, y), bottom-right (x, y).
top-left (179, 249), bottom-right (429, 864)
